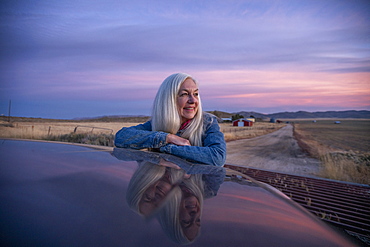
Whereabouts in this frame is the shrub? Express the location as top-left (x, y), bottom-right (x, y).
top-left (46, 133), bottom-right (114, 147)
top-left (319, 152), bottom-right (370, 184)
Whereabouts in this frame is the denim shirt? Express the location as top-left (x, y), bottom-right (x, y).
top-left (114, 113), bottom-right (226, 166)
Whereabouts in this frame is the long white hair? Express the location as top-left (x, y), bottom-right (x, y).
top-left (151, 73), bottom-right (204, 147)
top-left (156, 174), bottom-right (204, 245)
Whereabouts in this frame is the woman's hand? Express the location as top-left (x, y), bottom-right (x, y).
top-left (166, 134), bottom-right (191, 146)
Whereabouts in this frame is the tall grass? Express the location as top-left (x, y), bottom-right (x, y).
top-left (0, 121), bottom-right (119, 146)
top-left (319, 152), bottom-right (370, 184)
top-left (293, 121), bottom-right (370, 185)
top-left (46, 133), bottom-right (114, 146)
top-left (0, 121), bottom-right (138, 139)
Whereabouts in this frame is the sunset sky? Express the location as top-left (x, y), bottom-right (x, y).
top-left (1, 0), bottom-right (369, 119)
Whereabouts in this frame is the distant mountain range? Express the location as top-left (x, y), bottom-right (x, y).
top-left (74, 110), bottom-right (370, 121)
top-left (234, 110), bottom-right (370, 119)
top-left (73, 115), bottom-right (148, 120)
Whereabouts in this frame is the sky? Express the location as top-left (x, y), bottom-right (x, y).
top-left (1, 0), bottom-right (369, 119)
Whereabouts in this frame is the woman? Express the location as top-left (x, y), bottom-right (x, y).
top-left (114, 73), bottom-right (226, 167)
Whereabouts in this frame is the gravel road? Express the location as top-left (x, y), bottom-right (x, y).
top-left (226, 124), bottom-right (321, 176)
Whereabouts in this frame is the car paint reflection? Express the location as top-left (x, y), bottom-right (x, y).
top-left (112, 148), bottom-right (226, 245)
top-left (0, 140), bottom-right (357, 246)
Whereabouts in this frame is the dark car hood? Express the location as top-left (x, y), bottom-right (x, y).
top-left (0, 139), bottom-right (355, 246)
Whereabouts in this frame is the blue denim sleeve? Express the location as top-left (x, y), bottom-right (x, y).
top-left (114, 121), bottom-right (168, 149)
top-left (159, 116), bottom-right (226, 166)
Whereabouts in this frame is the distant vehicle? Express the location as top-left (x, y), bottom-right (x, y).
top-left (334, 121), bottom-right (341, 124)
top-left (0, 140), bottom-right (357, 246)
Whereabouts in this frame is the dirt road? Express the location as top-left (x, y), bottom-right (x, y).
top-left (226, 124), bottom-right (321, 176)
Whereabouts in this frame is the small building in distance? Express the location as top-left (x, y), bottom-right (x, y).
top-left (232, 119), bottom-right (254, 127)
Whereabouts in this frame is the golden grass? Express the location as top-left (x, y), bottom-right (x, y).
top-left (0, 120), bottom-right (140, 140)
top-left (293, 120), bottom-right (370, 184)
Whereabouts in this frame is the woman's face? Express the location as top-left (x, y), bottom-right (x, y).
top-left (179, 188), bottom-right (201, 241)
top-left (177, 78), bottom-right (199, 124)
top-left (139, 173), bottom-right (173, 216)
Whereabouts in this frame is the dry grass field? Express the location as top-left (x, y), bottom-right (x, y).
top-left (221, 122), bottom-right (285, 141)
top-left (0, 117), bottom-right (283, 143)
top-left (293, 119), bottom-right (370, 184)
top-left (0, 118), bottom-right (140, 146)
top-left (0, 121), bottom-right (136, 138)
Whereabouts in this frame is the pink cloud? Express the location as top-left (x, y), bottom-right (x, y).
top-left (197, 69), bottom-right (369, 112)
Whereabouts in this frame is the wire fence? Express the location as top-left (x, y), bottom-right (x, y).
top-left (73, 125), bottom-right (114, 135)
top-left (3, 122), bottom-right (284, 143)
top-left (3, 123), bottom-right (114, 139)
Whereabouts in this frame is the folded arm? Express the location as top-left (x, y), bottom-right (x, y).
top-left (114, 121), bottom-right (168, 149)
top-left (114, 116), bottom-right (226, 166)
top-left (160, 120), bottom-right (226, 166)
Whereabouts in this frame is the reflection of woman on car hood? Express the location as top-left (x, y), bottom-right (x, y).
top-left (119, 148), bottom-right (226, 245)
top-left (126, 162), bottom-right (185, 217)
top-left (113, 147), bottom-right (226, 199)
top-left (156, 173), bottom-right (204, 245)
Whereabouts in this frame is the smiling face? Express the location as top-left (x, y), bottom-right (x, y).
top-left (179, 186), bottom-right (201, 241)
top-left (139, 172), bottom-right (173, 216)
top-left (177, 78), bottom-right (199, 124)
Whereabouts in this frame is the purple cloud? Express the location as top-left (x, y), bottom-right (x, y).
top-left (0, 0), bottom-right (369, 118)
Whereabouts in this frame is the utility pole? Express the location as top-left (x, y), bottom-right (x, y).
top-left (8, 100), bottom-right (11, 122)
